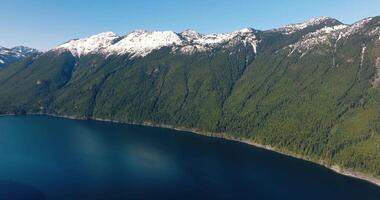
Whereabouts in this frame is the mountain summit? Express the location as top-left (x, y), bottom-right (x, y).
top-left (0, 46), bottom-right (40, 68)
top-left (274, 16), bottom-right (343, 34)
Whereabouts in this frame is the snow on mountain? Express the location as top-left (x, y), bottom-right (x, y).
top-left (275, 16), bottom-right (340, 35)
top-left (0, 47), bottom-right (18, 58)
top-left (287, 17), bottom-right (380, 56)
top-left (341, 17), bottom-right (374, 38)
top-left (194, 28), bottom-right (256, 46)
top-left (369, 26), bottom-right (380, 38)
top-left (53, 16), bottom-right (378, 58)
top-left (11, 46), bottom-right (40, 56)
top-left (107, 30), bottom-right (184, 56)
top-left (179, 28), bottom-right (258, 54)
top-left (231, 28), bottom-right (259, 53)
top-left (288, 25), bottom-right (348, 56)
top-left (0, 47), bottom-right (10, 55)
top-left (0, 46), bottom-right (40, 68)
top-left (180, 29), bottom-right (203, 41)
top-left (55, 28), bottom-right (259, 58)
top-left (56, 32), bottom-right (119, 57)
top-left (0, 46), bottom-right (39, 58)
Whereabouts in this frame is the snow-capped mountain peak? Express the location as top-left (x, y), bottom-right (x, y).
top-left (56, 31), bottom-right (119, 57)
top-left (276, 16), bottom-right (342, 35)
top-left (181, 28), bottom-right (257, 48)
top-left (286, 17), bottom-right (380, 57)
top-left (180, 30), bottom-right (203, 41)
top-left (237, 27), bottom-right (255, 33)
top-left (107, 30), bottom-right (184, 57)
top-left (0, 46), bottom-right (40, 68)
top-left (11, 46), bottom-right (40, 55)
top-left (54, 28), bottom-right (259, 58)
top-left (341, 17), bottom-right (374, 37)
top-left (51, 16), bottom-right (379, 59)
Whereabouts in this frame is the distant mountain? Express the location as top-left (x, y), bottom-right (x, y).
top-left (1, 16), bottom-right (380, 181)
top-left (0, 46), bottom-right (40, 69)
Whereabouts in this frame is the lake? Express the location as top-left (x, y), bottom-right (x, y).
top-left (0, 115), bottom-right (379, 200)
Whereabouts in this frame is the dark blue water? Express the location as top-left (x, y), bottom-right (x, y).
top-left (0, 115), bottom-right (380, 200)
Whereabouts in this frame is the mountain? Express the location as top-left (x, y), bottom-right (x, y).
top-left (1, 16), bottom-right (380, 180)
top-left (0, 46), bottom-right (40, 69)
top-left (54, 28), bottom-right (259, 57)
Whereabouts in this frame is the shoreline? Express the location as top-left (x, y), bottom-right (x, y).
top-left (1, 112), bottom-right (380, 187)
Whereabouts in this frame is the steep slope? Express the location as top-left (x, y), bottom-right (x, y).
top-left (1, 16), bottom-right (380, 180)
top-left (0, 46), bottom-right (40, 69)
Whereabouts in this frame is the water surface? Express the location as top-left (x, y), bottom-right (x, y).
top-left (0, 115), bottom-right (379, 200)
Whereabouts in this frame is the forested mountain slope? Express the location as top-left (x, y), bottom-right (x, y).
top-left (1, 16), bottom-right (380, 178)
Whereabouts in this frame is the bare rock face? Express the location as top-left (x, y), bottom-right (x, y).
top-left (373, 57), bottom-right (380, 87)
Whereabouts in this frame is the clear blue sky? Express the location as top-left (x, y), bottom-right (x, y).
top-left (1, 0), bottom-right (379, 50)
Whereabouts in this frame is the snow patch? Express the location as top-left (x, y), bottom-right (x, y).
top-left (180, 28), bottom-right (258, 53)
top-left (341, 17), bottom-right (373, 38)
top-left (288, 25), bottom-right (347, 56)
top-left (360, 46), bottom-right (366, 68)
top-left (276, 16), bottom-right (335, 35)
top-left (11, 46), bottom-right (40, 55)
top-left (368, 27), bottom-right (380, 38)
top-left (0, 46), bottom-right (39, 63)
top-left (180, 29), bottom-right (203, 41)
top-left (287, 17), bottom-right (378, 57)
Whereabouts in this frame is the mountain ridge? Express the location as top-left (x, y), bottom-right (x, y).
top-left (0, 46), bottom-right (40, 68)
top-left (53, 16), bottom-right (379, 59)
